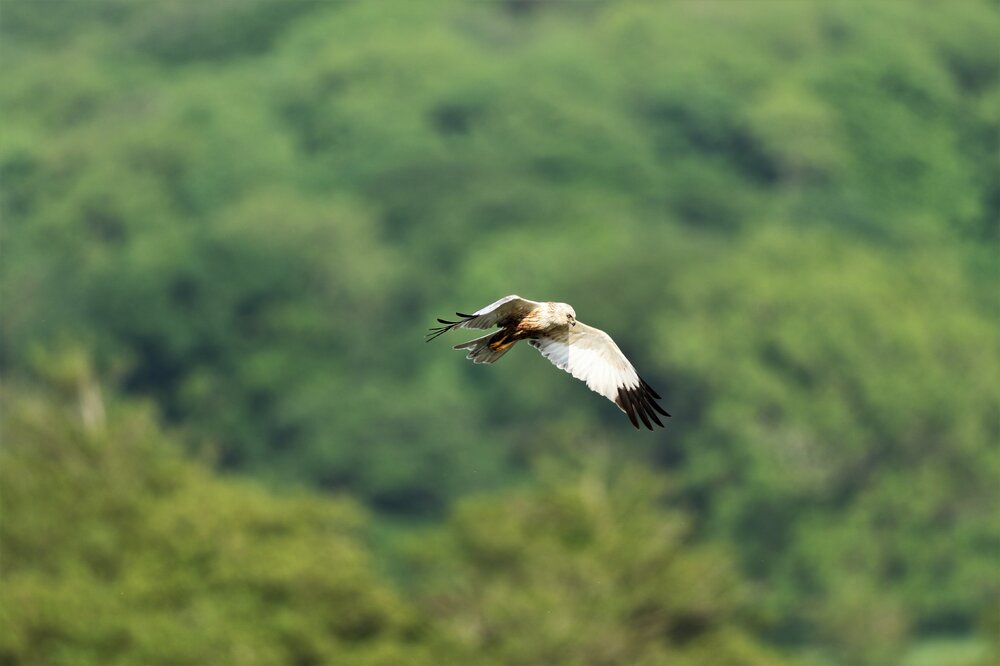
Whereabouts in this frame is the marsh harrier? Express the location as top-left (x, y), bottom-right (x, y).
top-left (427, 295), bottom-right (669, 429)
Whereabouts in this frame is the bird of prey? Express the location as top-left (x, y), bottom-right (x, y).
top-left (427, 295), bottom-right (669, 429)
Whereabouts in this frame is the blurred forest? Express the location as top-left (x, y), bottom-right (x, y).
top-left (1, 1), bottom-right (998, 665)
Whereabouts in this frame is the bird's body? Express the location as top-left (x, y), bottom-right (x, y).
top-left (427, 295), bottom-right (669, 429)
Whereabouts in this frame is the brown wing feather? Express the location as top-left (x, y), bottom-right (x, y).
top-left (426, 295), bottom-right (538, 341)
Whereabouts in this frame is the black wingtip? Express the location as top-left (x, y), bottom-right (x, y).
top-left (647, 393), bottom-right (670, 417)
top-left (618, 381), bottom-right (670, 430)
top-left (644, 396), bottom-right (665, 428)
top-left (632, 390), bottom-right (653, 430)
top-left (639, 376), bottom-right (662, 400)
top-left (617, 386), bottom-right (640, 429)
top-left (639, 377), bottom-right (670, 418)
top-left (642, 391), bottom-right (665, 428)
top-left (426, 324), bottom-right (451, 341)
top-left (427, 311), bottom-right (478, 342)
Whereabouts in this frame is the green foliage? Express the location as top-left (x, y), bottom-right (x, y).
top-left (647, 229), bottom-right (1000, 660)
top-left (1, 1), bottom-right (998, 665)
top-left (1, 381), bottom-right (812, 665)
top-left (411, 458), bottom-right (809, 666)
top-left (0, 382), bottom-right (431, 666)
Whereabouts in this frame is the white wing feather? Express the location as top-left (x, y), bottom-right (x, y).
top-left (530, 322), bottom-right (639, 401)
top-left (529, 322), bottom-right (669, 429)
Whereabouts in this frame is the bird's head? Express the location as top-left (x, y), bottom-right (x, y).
top-left (556, 303), bottom-right (577, 326)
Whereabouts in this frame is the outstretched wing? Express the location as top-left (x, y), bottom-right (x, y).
top-left (529, 322), bottom-right (670, 430)
top-left (426, 295), bottom-right (538, 341)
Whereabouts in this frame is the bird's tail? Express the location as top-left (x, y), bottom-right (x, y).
top-left (454, 331), bottom-right (518, 364)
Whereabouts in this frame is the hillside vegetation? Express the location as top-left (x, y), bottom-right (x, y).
top-left (2, 1), bottom-right (998, 665)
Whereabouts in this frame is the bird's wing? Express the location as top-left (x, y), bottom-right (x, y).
top-left (426, 295), bottom-right (539, 340)
top-left (529, 322), bottom-right (670, 430)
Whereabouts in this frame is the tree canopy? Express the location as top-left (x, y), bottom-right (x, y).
top-left (2, 1), bottom-right (997, 664)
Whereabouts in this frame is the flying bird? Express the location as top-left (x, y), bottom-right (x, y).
top-left (427, 295), bottom-right (669, 429)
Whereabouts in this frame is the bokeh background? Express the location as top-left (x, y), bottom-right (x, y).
top-left (2, 1), bottom-right (998, 665)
